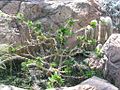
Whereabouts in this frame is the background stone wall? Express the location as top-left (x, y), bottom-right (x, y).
top-left (0, 0), bottom-right (119, 45)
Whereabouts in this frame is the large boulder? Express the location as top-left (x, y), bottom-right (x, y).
top-left (79, 76), bottom-right (118, 90)
top-left (102, 34), bottom-right (120, 89)
top-left (0, 0), bottom-right (116, 47)
top-left (0, 0), bottom-right (114, 47)
top-left (2, 0), bottom-right (120, 32)
top-left (47, 76), bottom-right (118, 90)
top-left (0, 0), bottom-right (101, 32)
top-left (20, 0), bottom-right (101, 32)
top-left (0, 84), bottom-right (26, 90)
top-left (0, 1), bottom-right (21, 15)
top-left (1, 0), bottom-right (119, 32)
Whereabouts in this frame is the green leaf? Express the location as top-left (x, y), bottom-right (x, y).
top-left (16, 13), bottom-right (25, 21)
top-left (90, 20), bottom-right (97, 28)
top-left (66, 18), bottom-right (75, 27)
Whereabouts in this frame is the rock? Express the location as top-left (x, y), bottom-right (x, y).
top-left (0, 10), bottom-right (31, 45)
top-left (2, 0), bottom-right (119, 32)
top-left (0, 0), bottom-right (113, 47)
top-left (0, 84), bottom-right (26, 90)
top-left (102, 34), bottom-right (120, 89)
top-left (19, 1), bottom-right (45, 20)
top-left (0, 1), bottom-right (9, 9)
top-left (62, 84), bottom-right (97, 90)
top-left (0, 10), bottom-right (19, 44)
top-left (20, 0), bottom-right (101, 31)
top-left (79, 76), bottom-right (118, 90)
top-left (1, 1), bottom-right (21, 15)
top-left (47, 76), bottom-right (118, 90)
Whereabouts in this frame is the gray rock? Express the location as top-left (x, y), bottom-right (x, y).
top-left (102, 34), bottom-right (120, 89)
top-left (1, 1), bottom-right (21, 15)
top-left (0, 84), bottom-right (26, 90)
top-left (19, 0), bottom-right (100, 32)
top-left (0, 10), bottom-right (31, 45)
top-left (0, 0), bottom-right (120, 32)
top-left (0, 11), bottom-right (17, 44)
top-left (47, 76), bottom-right (118, 90)
top-left (0, 0), bottom-right (101, 46)
top-left (79, 76), bottom-right (118, 90)
top-left (19, 1), bottom-right (45, 20)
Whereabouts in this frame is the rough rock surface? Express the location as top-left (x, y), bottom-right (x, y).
top-left (48, 76), bottom-right (118, 90)
top-left (0, 10), bottom-right (31, 45)
top-left (79, 76), bottom-right (118, 90)
top-left (1, 0), bottom-right (119, 32)
top-left (0, 84), bottom-right (26, 90)
top-left (0, 1), bottom-right (21, 15)
top-left (0, 10), bottom-right (19, 44)
top-left (102, 34), bottom-right (120, 89)
top-left (0, 0), bottom-right (115, 46)
top-left (0, 0), bottom-right (101, 32)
